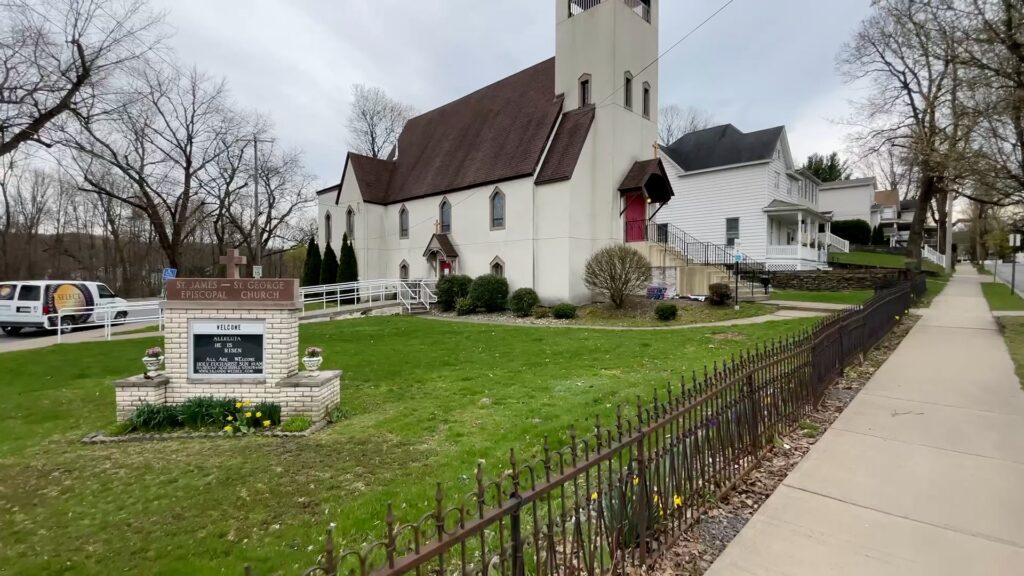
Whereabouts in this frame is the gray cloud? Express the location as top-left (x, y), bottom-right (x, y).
top-left (155, 0), bottom-right (873, 185)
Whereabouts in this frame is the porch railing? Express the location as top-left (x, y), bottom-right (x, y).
top-left (624, 0), bottom-right (652, 22)
top-left (923, 245), bottom-right (947, 269)
top-left (818, 233), bottom-right (850, 253)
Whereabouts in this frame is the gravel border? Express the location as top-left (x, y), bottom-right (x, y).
top-left (80, 418), bottom-right (330, 444)
top-left (651, 315), bottom-right (920, 575)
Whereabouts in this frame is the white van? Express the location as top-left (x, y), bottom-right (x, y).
top-left (0, 281), bottom-right (128, 335)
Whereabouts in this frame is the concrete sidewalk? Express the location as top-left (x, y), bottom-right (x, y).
top-left (706, 265), bottom-right (1024, 575)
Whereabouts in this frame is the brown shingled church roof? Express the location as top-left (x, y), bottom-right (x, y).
top-left (340, 58), bottom-right (568, 205)
top-left (536, 106), bottom-right (596, 184)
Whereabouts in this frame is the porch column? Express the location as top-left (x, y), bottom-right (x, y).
top-left (826, 220), bottom-right (832, 256)
top-left (797, 211), bottom-right (803, 254)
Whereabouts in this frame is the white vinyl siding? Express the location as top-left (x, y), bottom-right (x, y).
top-left (655, 156), bottom-right (770, 261)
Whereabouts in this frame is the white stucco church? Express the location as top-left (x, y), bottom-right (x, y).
top-left (317, 0), bottom-right (672, 304)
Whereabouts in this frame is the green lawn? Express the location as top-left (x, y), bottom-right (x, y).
top-left (768, 289), bottom-right (874, 306)
top-left (999, 318), bottom-right (1024, 389)
top-left (830, 250), bottom-right (946, 275)
top-left (981, 282), bottom-right (1024, 311)
top-left (0, 315), bottom-right (816, 575)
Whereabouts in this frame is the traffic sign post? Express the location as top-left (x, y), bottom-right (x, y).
top-left (1011, 234), bottom-right (1021, 296)
top-left (161, 268), bottom-right (177, 299)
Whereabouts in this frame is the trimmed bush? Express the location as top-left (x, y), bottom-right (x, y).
top-left (320, 243), bottom-right (339, 286)
top-left (301, 236), bottom-right (321, 287)
top-left (533, 306), bottom-right (551, 319)
top-left (871, 224), bottom-right (886, 246)
top-left (436, 274), bottom-right (472, 312)
top-left (455, 296), bottom-right (476, 316)
top-left (469, 274), bottom-right (509, 312)
top-left (508, 288), bottom-right (540, 317)
top-left (654, 303), bottom-right (678, 321)
top-left (583, 245), bottom-right (652, 308)
top-left (831, 219), bottom-right (872, 246)
top-left (551, 303), bottom-right (578, 319)
top-left (708, 283), bottom-right (732, 306)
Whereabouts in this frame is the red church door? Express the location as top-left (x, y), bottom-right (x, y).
top-left (439, 260), bottom-right (453, 277)
top-left (624, 193), bottom-right (647, 242)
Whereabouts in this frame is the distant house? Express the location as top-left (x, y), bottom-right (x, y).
top-left (818, 176), bottom-right (878, 226)
top-left (317, 0), bottom-right (668, 304)
top-left (874, 191), bottom-right (938, 247)
top-left (656, 124), bottom-right (848, 271)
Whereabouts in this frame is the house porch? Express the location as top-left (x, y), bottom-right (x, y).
top-left (763, 200), bottom-right (830, 271)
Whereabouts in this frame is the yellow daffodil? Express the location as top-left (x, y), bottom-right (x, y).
top-left (673, 495), bottom-right (683, 508)
top-left (896, 315), bottom-right (901, 320)
top-left (223, 425), bottom-right (232, 432)
top-left (235, 402), bottom-right (242, 408)
top-left (632, 476), bottom-right (639, 486)
top-left (262, 420), bottom-right (271, 427)
top-left (244, 400), bottom-right (251, 406)
top-left (652, 494), bottom-right (659, 504)
top-left (227, 416), bottom-right (233, 421)
top-left (590, 491), bottom-right (598, 502)
top-left (245, 411), bottom-right (252, 418)
top-left (255, 412), bottom-right (262, 418)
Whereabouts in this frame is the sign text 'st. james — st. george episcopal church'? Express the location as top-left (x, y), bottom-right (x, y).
top-left (318, 0), bottom-right (673, 305)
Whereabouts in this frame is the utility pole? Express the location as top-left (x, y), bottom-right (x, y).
top-left (253, 135), bottom-right (261, 269)
top-left (250, 135), bottom-right (274, 273)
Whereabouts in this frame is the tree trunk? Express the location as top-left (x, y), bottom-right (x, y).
top-left (907, 173), bottom-right (938, 265)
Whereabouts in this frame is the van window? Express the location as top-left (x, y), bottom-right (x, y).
top-left (0, 284), bottom-right (14, 300)
top-left (97, 284), bottom-right (116, 298)
top-left (17, 285), bottom-right (41, 302)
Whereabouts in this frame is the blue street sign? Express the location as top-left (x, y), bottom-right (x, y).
top-left (162, 268), bottom-right (178, 282)
top-left (734, 252), bottom-right (744, 263)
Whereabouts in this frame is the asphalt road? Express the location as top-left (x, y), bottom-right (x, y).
top-left (986, 259), bottom-right (1024, 298)
top-left (0, 300), bottom-right (162, 353)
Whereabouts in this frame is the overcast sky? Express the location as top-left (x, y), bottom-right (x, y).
top-left (153, 0), bottom-right (874, 187)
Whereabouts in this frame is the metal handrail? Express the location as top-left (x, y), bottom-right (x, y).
top-left (628, 220), bottom-right (768, 297)
top-left (45, 300), bottom-right (163, 343)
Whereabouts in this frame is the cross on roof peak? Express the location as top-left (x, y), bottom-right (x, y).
top-left (219, 249), bottom-right (247, 279)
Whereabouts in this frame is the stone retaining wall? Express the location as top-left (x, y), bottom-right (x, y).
top-left (770, 269), bottom-right (904, 291)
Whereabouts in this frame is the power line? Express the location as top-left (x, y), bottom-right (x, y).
top-left (595, 0), bottom-right (738, 107)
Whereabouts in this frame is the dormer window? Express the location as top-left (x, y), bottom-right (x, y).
top-left (642, 82), bottom-right (651, 118)
top-left (623, 72), bottom-right (633, 110)
top-left (579, 73), bottom-right (591, 108)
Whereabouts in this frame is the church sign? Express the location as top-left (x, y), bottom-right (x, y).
top-left (166, 279), bottom-right (297, 304)
top-left (189, 320), bottom-right (265, 377)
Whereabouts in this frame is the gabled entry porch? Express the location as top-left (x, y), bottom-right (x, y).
top-left (763, 200), bottom-right (829, 270)
top-left (423, 233), bottom-right (459, 279)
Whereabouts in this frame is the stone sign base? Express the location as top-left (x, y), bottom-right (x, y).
top-left (114, 371), bottom-right (342, 422)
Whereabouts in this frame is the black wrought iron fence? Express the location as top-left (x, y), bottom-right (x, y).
top-left (242, 281), bottom-right (920, 576)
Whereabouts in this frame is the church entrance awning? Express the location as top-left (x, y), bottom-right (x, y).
top-left (618, 159), bottom-right (674, 205)
top-left (423, 233), bottom-right (459, 260)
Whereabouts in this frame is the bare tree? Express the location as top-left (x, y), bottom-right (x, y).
top-left (346, 84), bottom-right (415, 159)
top-left (0, 0), bottom-right (165, 159)
top-left (67, 63), bottom-right (241, 270)
top-left (838, 0), bottom-right (960, 263)
top-left (658, 104), bottom-right (714, 145)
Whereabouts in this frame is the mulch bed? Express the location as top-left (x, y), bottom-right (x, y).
top-left (651, 315), bottom-right (920, 575)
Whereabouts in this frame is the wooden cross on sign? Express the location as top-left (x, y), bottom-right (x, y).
top-left (219, 249), bottom-right (247, 279)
